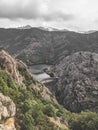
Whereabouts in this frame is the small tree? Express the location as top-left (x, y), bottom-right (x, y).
top-left (43, 104), bottom-right (56, 117)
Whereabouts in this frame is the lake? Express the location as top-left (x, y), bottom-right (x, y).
top-left (29, 64), bottom-right (51, 81)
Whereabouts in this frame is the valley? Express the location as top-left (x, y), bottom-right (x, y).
top-left (0, 0), bottom-right (98, 129)
top-left (0, 27), bottom-right (98, 112)
top-left (0, 28), bottom-right (98, 130)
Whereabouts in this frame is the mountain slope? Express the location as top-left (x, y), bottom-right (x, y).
top-left (0, 28), bottom-right (98, 64)
top-left (0, 50), bottom-right (69, 130)
top-left (55, 51), bottom-right (98, 112)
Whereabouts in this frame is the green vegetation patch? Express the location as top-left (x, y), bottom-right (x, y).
top-left (0, 70), bottom-right (69, 130)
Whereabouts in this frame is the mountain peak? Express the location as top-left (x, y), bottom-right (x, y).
top-left (18, 25), bottom-right (32, 29)
top-left (38, 26), bottom-right (69, 32)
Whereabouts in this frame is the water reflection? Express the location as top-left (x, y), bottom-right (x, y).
top-left (29, 64), bottom-right (51, 81)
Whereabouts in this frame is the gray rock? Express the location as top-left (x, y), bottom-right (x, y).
top-left (0, 50), bottom-right (23, 84)
top-left (0, 93), bottom-right (16, 130)
top-left (0, 93), bottom-right (16, 119)
top-left (55, 52), bottom-right (98, 112)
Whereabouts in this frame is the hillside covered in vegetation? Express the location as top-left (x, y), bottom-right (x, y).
top-left (0, 50), bottom-right (70, 130)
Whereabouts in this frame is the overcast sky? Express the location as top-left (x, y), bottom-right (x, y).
top-left (0, 0), bottom-right (98, 31)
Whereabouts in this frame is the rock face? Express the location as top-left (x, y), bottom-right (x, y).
top-left (0, 93), bottom-right (16, 119)
top-left (0, 93), bottom-right (16, 130)
top-left (0, 50), bottom-right (23, 84)
top-left (55, 52), bottom-right (98, 112)
top-left (0, 118), bottom-right (16, 130)
top-left (0, 50), bottom-right (58, 103)
top-left (33, 83), bottom-right (58, 104)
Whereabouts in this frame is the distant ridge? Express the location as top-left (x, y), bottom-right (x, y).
top-left (16, 25), bottom-right (97, 33)
top-left (17, 25), bottom-right (32, 29)
top-left (78, 30), bottom-right (97, 34)
top-left (38, 26), bottom-right (69, 32)
top-left (17, 25), bottom-right (69, 32)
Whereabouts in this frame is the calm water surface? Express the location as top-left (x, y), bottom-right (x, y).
top-left (29, 64), bottom-right (51, 81)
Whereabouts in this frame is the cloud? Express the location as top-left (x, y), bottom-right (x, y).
top-left (0, 0), bottom-right (74, 21)
top-left (0, 0), bottom-right (41, 19)
top-left (0, 0), bottom-right (98, 31)
top-left (42, 11), bottom-right (74, 21)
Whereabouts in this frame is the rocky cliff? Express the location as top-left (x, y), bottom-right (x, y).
top-left (55, 52), bottom-right (98, 112)
top-left (0, 50), bottom-right (23, 84)
top-left (0, 50), bottom-right (69, 130)
top-left (0, 50), bottom-right (57, 103)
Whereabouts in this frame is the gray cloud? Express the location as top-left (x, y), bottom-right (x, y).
top-left (0, 0), bottom-right (74, 21)
top-left (43, 11), bottom-right (74, 21)
top-left (0, 0), bottom-right (40, 19)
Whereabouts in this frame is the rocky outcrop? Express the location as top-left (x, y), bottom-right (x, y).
top-left (0, 93), bottom-right (16, 130)
top-left (32, 83), bottom-right (58, 104)
top-left (0, 93), bottom-right (16, 119)
top-left (0, 50), bottom-right (23, 84)
top-left (55, 52), bottom-right (98, 112)
top-left (0, 50), bottom-right (58, 104)
top-left (48, 117), bottom-right (68, 130)
top-left (0, 118), bottom-right (16, 130)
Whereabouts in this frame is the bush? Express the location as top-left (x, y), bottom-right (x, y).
top-left (22, 113), bottom-right (35, 130)
top-left (43, 104), bottom-right (56, 117)
top-left (69, 111), bottom-right (98, 130)
top-left (0, 70), bottom-right (17, 89)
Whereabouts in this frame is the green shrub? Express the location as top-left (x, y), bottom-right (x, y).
top-left (69, 111), bottom-right (98, 130)
top-left (22, 113), bottom-right (35, 130)
top-left (0, 77), bottom-right (9, 95)
top-left (0, 70), bottom-right (17, 89)
top-left (43, 104), bottom-right (56, 117)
